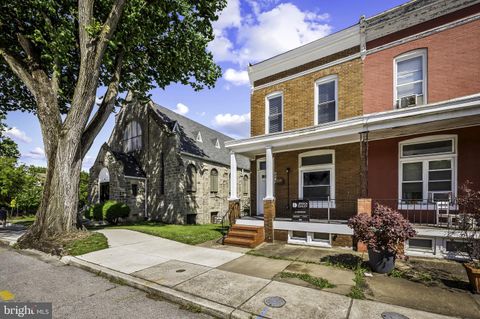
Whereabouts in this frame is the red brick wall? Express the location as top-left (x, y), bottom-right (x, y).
top-left (363, 19), bottom-right (480, 114)
top-left (368, 126), bottom-right (480, 200)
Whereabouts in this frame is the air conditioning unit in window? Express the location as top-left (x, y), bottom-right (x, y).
top-left (397, 94), bottom-right (418, 108)
top-left (429, 192), bottom-right (451, 203)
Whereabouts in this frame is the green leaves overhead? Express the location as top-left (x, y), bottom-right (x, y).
top-left (0, 0), bottom-right (227, 114)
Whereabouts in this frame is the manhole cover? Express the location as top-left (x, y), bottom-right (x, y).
top-left (264, 296), bottom-right (286, 308)
top-left (176, 269), bottom-right (186, 273)
top-left (381, 312), bottom-right (410, 319)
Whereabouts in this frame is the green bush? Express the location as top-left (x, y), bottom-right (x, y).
top-left (102, 200), bottom-right (130, 224)
top-left (89, 204), bottom-right (103, 221)
top-left (85, 201), bottom-right (130, 224)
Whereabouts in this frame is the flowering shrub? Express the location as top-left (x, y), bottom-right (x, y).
top-left (348, 204), bottom-right (416, 255)
top-left (456, 182), bottom-right (480, 268)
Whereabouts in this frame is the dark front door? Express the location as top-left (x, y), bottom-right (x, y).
top-left (100, 182), bottom-right (110, 202)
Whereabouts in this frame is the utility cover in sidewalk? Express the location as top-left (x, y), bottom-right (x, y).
top-left (381, 312), bottom-right (409, 319)
top-left (264, 296), bottom-right (286, 308)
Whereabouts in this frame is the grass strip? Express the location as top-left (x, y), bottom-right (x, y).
top-left (279, 271), bottom-right (336, 289)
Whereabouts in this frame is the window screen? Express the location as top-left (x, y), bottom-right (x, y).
top-left (317, 81), bottom-right (336, 124)
top-left (268, 95), bottom-right (282, 133)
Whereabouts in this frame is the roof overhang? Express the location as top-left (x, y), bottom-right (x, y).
top-left (226, 94), bottom-right (480, 158)
top-left (248, 25), bottom-right (360, 86)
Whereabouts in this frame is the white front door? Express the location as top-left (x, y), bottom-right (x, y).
top-left (257, 160), bottom-right (266, 215)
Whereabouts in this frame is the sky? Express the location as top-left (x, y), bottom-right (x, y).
top-left (4, 0), bottom-right (408, 171)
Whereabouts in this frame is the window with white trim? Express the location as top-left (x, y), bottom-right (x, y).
top-left (315, 76), bottom-right (337, 125)
top-left (266, 92), bottom-right (283, 134)
top-left (299, 150), bottom-right (335, 208)
top-left (123, 121), bottom-right (142, 153)
top-left (399, 136), bottom-right (456, 202)
top-left (394, 50), bottom-right (427, 108)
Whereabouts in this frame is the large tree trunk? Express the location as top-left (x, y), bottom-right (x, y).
top-left (19, 134), bottom-right (83, 245)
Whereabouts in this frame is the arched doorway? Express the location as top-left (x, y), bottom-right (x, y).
top-left (99, 167), bottom-right (110, 202)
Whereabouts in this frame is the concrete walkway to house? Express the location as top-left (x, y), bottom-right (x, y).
top-left (0, 224), bottom-right (27, 245)
top-left (63, 229), bottom-right (463, 319)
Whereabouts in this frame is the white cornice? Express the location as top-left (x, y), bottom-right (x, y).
top-left (226, 94), bottom-right (480, 155)
top-left (248, 25), bottom-right (360, 86)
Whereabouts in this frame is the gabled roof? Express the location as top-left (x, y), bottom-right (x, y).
top-left (110, 150), bottom-right (146, 178)
top-left (151, 102), bottom-right (250, 170)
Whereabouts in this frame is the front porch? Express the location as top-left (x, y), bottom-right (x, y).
top-left (225, 94), bottom-right (480, 257)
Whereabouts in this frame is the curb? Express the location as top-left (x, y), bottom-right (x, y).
top-left (61, 256), bottom-right (255, 319)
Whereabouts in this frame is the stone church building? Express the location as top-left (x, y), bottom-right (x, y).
top-left (89, 96), bottom-right (250, 224)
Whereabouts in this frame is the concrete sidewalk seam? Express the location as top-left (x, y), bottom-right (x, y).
top-left (345, 298), bottom-right (353, 319)
top-left (62, 256), bottom-right (251, 319)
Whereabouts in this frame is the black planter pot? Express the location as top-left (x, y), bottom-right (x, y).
top-left (368, 249), bottom-right (396, 273)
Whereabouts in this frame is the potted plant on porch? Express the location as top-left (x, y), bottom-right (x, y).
top-left (348, 204), bottom-right (416, 273)
top-left (455, 182), bottom-right (480, 293)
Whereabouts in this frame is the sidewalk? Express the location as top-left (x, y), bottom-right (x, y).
top-left (0, 224), bottom-right (27, 245)
top-left (61, 229), bottom-right (456, 319)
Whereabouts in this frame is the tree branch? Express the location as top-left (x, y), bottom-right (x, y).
top-left (94, 0), bottom-right (126, 67)
top-left (81, 48), bottom-right (125, 158)
top-left (78, 0), bottom-right (94, 62)
top-left (0, 48), bottom-right (37, 95)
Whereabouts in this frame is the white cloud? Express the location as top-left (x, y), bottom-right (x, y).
top-left (209, 1), bottom-right (332, 66)
top-left (223, 68), bottom-right (250, 86)
top-left (173, 103), bottom-right (189, 115)
top-left (236, 3), bottom-right (332, 64)
top-left (214, 0), bottom-right (241, 30)
top-left (82, 155), bottom-right (95, 171)
top-left (196, 111), bottom-right (206, 117)
top-left (23, 147), bottom-right (45, 159)
top-left (4, 127), bottom-right (32, 143)
top-left (213, 112), bottom-right (250, 138)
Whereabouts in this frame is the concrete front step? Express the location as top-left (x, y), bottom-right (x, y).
top-left (224, 224), bottom-right (265, 248)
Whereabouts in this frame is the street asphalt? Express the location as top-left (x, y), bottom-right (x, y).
top-left (0, 245), bottom-right (212, 319)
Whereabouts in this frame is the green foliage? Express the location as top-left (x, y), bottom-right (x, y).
top-left (0, 157), bottom-right (24, 207)
top-left (107, 222), bottom-right (224, 245)
top-left (347, 266), bottom-right (368, 299)
top-left (87, 200), bottom-right (130, 224)
top-left (102, 200), bottom-right (130, 224)
top-left (64, 232), bottom-right (109, 256)
top-left (0, 0), bottom-right (227, 113)
top-left (87, 203), bottom-right (104, 221)
top-left (78, 171), bottom-right (89, 209)
top-left (279, 272), bottom-right (335, 289)
top-left (0, 137), bottom-right (20, 159)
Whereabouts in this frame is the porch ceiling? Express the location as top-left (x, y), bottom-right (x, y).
top-left (368, 113), bottom-right (480, 141)
top-left (226, 94), bottom-right (480, 158)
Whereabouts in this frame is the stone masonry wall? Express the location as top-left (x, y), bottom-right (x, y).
top-left (90, 99), bottom-right (250, 224)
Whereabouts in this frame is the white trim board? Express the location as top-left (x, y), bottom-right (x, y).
top-left (225, 93), bottom-right (480, 155)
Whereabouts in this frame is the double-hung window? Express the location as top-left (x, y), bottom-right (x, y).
top-left (395, 50), bottom-right (427, 108)
top-left (315, 76), bottom-right (337, 125)
top-left (299, 150), bottom-right (335, 208)
top-left (266, 92), bottom-right (283, 134)
top-left (399, 136), bottom-right (456, 203)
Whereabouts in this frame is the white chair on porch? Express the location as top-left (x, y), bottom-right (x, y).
top-left (434, 193), bottom-right (453, 226)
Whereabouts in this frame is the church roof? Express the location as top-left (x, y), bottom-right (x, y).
top-left (152, 103), bottom-right (250, 170)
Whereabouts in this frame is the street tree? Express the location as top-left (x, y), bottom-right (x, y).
top-left (0, 0), bottom-right (226, 244)
top-left (0, 114), bottom-right (21, 159)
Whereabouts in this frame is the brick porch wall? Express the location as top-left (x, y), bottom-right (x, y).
top-left (251, 142), bottom-right (361, 219)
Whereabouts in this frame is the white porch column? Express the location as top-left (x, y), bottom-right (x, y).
top-left (229, 151), bottom-right (238, 200)
top-left (265, 146), bottom-right (274, 200)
